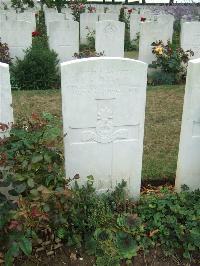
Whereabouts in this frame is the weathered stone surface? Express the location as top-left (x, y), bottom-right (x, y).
top-left (61, 57), bottom-right (147, 199)
top-left (95, 20), bottom-right (125, 57)
top-left (176, 58), bottom-right (200, 191)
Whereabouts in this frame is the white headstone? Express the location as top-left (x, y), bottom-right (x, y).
top-left (95, 20), bottom-right (125, 57)
top-left (98, 13), bottom-right (118, 21)
top-left (139, 19), bottom-right (174, 64)
top-left (49, 20), bottom-right (79, 62)
top-left (181, 22), bottom-right (200, 59)
top-left (61, 57), bottom-right (147, 199)
top-left (176, 58), bottom-right (200, 191)
top-left (130, 14), bottom-right (140, 42)
top-left (1, 20), bottom-right (32, 61)
top-left (80, 13), bottom-right (98, 44)
top-left (17, 11), bottom-right (36, 32)
top-left (45, 11), bottom-right (65, 35)
top-left (0, 62), bottom-right (13, 138)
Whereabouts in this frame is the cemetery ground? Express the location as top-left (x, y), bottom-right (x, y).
top-left (13, 84), bottom-right (184, 182)
top-left (10, 85), bottom-right (200, 266)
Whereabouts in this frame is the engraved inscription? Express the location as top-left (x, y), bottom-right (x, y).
top-left (104, 23), bottom-right (117, 35)
top-left (78, 99), bottom-right (139, 144)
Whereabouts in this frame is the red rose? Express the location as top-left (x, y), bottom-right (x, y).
top-left (128, 9), bottom-right (132, 14)
top-left (32, 31), bottom-right (40, 37)
top-left (141, 17), bottom-right (146, 22)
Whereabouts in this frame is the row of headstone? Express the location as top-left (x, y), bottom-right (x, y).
top-left (48, 19), bottom-right (125, 62)
top-left (0, 10), bottom-right (36, 31)
top-left (1, 56), bottom-right (200, 198)
top-left (80, 13), bottom-right (119, 44)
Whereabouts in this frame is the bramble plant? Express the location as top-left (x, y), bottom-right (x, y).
top-left (150, 40), bottom-right (194, 85)
top-left (68, 0), bottom-right (86, 22)
top-left (0, 114), bottom-right (200, 265)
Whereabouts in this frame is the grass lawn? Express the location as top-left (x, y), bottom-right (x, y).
top-left (12, 84), bottom-right (185, 182)
top-left (125, 50), bottom-right (138, 59)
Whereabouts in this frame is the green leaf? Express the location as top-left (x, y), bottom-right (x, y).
top-left (27, 178), bottom-right (35, 188)
top-left (13, 182), bottom-right (27, 194)
top-left (31, 154), bottom-right (43, 164)
top-left (19, 237), bottom-right (32, 256)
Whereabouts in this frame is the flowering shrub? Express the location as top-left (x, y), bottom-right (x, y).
top-left (87, 5), bottom-right (96, 13)
top-left (68, 0), bottom-right (86, 22)
top-left (32, 31), bottom-right (40, 37)
top-left (150, 40), bottom-right (194, 85)
top-left (119, 6), bottom-right (135, 52)
top-left (0, 39), bottom-right (12, 64)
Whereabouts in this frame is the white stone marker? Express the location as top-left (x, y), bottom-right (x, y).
top-left (176, 58), bottom-right (200, 191)
top-left (130, 14), bottom-right (141, 42)
top-left (0, 63), bottom-right (13, 139)
top-left (49, 20), bottom-right (79, 62)
top-left (61, 57), bottom-right (147, 199)
top-left (139, 20), bottom-right (173, 64)
top-left (1, 20), bottom-right (32, 61)
top-left (80, 13), bottom-right (98, 44)
top-left (98, 13), bottom-right (118, 21)
top-left (17, 11), bottom-right (36, 31)
top-left (95, 20), bottom-right (125, 57)
top-left (181, 22), bottom-right (200, 59)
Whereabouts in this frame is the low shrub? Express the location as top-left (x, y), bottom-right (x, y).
top-left (11, 36), bottom-right (60, 90)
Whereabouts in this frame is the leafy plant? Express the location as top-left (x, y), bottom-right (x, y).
top-left (150, 40), bottom-right (194, 85)
top-left (0, 114), bottom-right (200, 265)
top-left (0, 38), bottom-right (12, 64)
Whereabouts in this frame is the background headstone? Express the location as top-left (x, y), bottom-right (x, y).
top-left (176, 58), bottom-right (200, 191)
top-left (0, 20), bottom-right (32, 60)
top-left (0, 62), bottom-right (13, 139)
top-left (17, 11), bottom-right (36, 31)
top-left (80, 13), bottom-right (98, 44)
top-left (98, 13), bottom-right (119, 21)
top-left (138, 19), bottom-right (174, 64)
top-left (49, 20), bottom-right (79, 62)
top-left (61, 57), bottom-right (147, 199)
top-left (95, 20), bottom-right (125, 57)
top-left (130, 14), bottom-right (141, 42)
top-left (181, 22), bottom-right (200, 59)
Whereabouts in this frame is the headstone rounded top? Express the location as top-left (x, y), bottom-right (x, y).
top-left (61, 57), bottom-right (148, 68)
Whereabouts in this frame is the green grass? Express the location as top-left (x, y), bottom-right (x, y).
top-left (124, 50), bottom-right (138, 59)
top-left (12, 84), bottom-right (185, 182)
